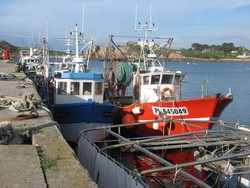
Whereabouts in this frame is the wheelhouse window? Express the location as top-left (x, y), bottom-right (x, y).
top-left (147, 60), bottom-right (153, 68)
top-left (95, 82), bottom-right (103, 95)
top-left (162, 75), bottom-right (173, 84)
top-left (70, 82), bottom-right (79, 95)
top-left (151, 75), bottom-right (160, 84)
top-left (174, 75), bottom-right (180, 85)
top-left (155, 60), bottom-right (162, 67)
top-left (83, 82), bottom-right (92, 95)
top-left (143, 76), bottom-right (150, 85)
top-left (58, 81), bottom-right (67, 95)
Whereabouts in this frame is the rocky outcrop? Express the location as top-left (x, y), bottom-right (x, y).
top-left (168, 53), bottom-right (186, 61)
top-left (92, 45), bottom-right (130, 60)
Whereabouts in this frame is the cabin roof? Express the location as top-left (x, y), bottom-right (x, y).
top-left (140, 71), bottom-right (183, 76)
top-left (60, 72), bottom-right (103, 79)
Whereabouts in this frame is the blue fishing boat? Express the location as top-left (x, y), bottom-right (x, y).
top-left (51, 72), bottom-right (117, 145)
top-left (44, 24), bottom-right (118, 145)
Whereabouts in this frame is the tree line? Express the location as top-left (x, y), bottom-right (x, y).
top-left (190, 42), bottom-right (247, 53)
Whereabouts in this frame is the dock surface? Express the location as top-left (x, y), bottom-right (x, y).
top-left (0, 60), bottom-right (97, 188)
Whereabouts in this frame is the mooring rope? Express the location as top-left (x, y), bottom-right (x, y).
top-left (0, 120), bottom-right (59, 144)
top-left (13, 120), bottom-right (59, 132)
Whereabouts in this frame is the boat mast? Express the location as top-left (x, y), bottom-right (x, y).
top-left (135, 4), bottom-right (158, 66)
top-left (70, 24), bottom-right (82, 73)
top-left (43, 19), bottom-right (50, 78)
top-left (75, 24), bottom-right (79, 59)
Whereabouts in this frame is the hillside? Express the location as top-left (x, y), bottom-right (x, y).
top-left (0, 40), bottom-right (20, 54)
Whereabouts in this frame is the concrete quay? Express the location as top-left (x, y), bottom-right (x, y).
top-left (0, 60), bottom-right (97, 188)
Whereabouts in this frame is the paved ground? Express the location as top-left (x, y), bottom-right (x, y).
top-left (0, 145), bottom-right (47, 188)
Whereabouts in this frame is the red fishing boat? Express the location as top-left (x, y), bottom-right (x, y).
top-left (105, 21), bottom-right (233, 137)
top-left (119, 81), bottom-right (233, 136)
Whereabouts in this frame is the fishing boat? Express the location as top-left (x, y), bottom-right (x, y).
top-left (19, 46), bottom-right (44, 78)
top-left (104, 21), bottom-right (233, 137)
top-left (42, 24), bottom-right (118, 145)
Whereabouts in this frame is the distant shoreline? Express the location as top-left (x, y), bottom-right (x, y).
top-left (167, 52), bottom-right (250, 63)
top-left (3, 56), bottom-right (250, 64)
top-left (168, 57), bottom-right (250, 63)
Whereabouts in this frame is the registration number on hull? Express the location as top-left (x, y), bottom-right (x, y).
top-left (152, 106), bottom-right (189, 116)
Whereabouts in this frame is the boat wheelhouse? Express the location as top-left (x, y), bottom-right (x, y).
top-left (54, 72), bottom-right (104, 104)
top-left (134, 70), bottom-right (184, 102)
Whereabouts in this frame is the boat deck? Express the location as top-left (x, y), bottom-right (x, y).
top-left (79, 119), bottom-right (250, 188)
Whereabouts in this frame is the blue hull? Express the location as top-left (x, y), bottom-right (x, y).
top-left (51, 102), bottom-right (118, 143)
top-left (52, 102), bottom-right (117, 125)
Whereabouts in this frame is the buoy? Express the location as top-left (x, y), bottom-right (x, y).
top-left (153, 122), bottom-right (159, 130)
top-left (132, 107), bottom-right (143, 115)
top-left (122, 113), bottom-right (135, 129)
top-left (153, 115), bottom-right (167, 130)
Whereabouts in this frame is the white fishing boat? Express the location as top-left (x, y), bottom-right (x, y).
top-left (19, 46), bottom-right (44, 78)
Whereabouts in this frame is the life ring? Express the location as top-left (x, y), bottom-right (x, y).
top-left (161, 87), bottom-right (173, 100)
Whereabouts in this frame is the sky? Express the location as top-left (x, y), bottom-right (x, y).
top-left (0, 0), bottom-right (250, 51)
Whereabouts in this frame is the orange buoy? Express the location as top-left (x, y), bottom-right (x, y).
top-left (122, 113), bottom-right (136, 129)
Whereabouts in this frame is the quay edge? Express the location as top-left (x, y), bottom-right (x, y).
top-left (0, 60), bottom-right (97, 188)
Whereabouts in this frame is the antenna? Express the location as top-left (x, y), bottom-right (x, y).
top-left (46, 19), bottom-right (49, 44)
top-left (65, 24), bottom-right (68, 38)
top-left (135, 3), bottom-right (138, 31)
top-left (135, 4), bottom-right (158, 42)
top-left (31, 31), bottom-right (34, 47)
top-left (135, 4), bottom-right (157, 32)
top-left (38, 32), bottom-right (41, 46)
top-left (150, 4), bottom-right (152, 27)
top-left (65, 25), bottom-right (71, 55)
top-left (82, 3), bottom-right (85, 36)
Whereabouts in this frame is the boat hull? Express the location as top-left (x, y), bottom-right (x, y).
top-left (119, 96), bottom-right (232, 136)
top-left (60, 122), bottom-right (110, 143)
top-left (51, 102), bottom-right (118, 143)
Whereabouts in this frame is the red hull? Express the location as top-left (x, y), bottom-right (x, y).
top-left (119, 96), bottom-right (232, 136)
